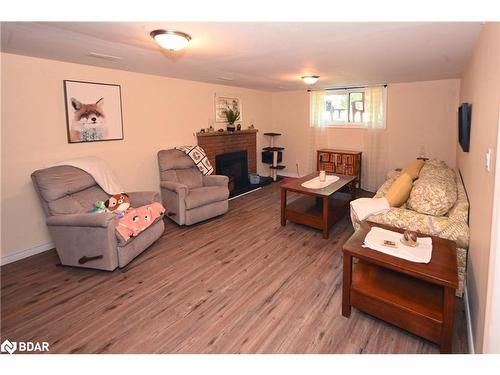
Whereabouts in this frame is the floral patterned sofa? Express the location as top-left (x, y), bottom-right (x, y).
top-left (351, 160), bottom-right (469, 297)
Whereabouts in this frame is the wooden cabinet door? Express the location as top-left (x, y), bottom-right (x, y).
top-left (342, 155), bottom-right (354, 176)
top-left (319, 152), bottom-right (330, 162)
top-left (352, 154), bottom-right (360, 175)
top-left (317, 151), bottom-right (361, 177)
top-left (320, 163), bottom-right (334, 172)
top-left (335, 163), bottom-right (344, 174)
top-left (343, 154), bottom-right (353, 165)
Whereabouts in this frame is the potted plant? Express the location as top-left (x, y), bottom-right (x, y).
top-left (222, 101), bottom-right (240, 132)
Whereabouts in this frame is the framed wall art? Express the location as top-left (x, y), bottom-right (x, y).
top-left (215, 94), bottom-right (242, 123)
top-left (64, 80), bottom-right (124, 143)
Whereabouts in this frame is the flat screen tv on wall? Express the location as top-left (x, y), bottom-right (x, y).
top-left (458, 103), bottom-right (472, 152)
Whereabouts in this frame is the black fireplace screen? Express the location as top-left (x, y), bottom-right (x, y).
top-left (216, 150), bottom-right (248, 191)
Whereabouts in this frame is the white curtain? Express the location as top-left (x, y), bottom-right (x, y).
top-left (362, 86), bottom-right (388, 192)
top-left (309, 86), bottom-right (388, 192)
top-left (309, 90), bottom-right (328, 172)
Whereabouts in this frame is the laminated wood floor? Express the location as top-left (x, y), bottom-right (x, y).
top-left (0, 183), bottom-right (468, 353)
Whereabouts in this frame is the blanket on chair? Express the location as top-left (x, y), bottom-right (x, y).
top-left (116, 202), bottom-right (165, 242)
top-left (49, 156), bottom-right (124, 195)
top-left (175, 145), bottom-right (214, 175)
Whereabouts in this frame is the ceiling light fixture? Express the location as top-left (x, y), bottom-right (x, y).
top-left (301, 75), bottom-right (320, 85)
top-left (150, 29), bottom-right (191, 51)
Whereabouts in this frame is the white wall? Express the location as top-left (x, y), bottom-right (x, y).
top-left (456, 23), bottom-right (500, 353)
top-left (270, 79), bottom-right (460, 180)
top-left (1, 53), bottom-right (273, 259)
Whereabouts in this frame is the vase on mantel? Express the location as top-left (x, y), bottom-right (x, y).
top-left (226, 123), bottom-right (236, 132)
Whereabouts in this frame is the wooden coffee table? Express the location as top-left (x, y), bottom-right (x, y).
top-left (280, 172), bottom-right (356, 239)
top-left (342, 221), bottom-right (459, 353)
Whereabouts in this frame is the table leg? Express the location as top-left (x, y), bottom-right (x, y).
top-left (342, 253), bottom-right (352, 317)
top-left (440, 287), bottom-right (455, 353)
top-left (322, 196), bottom-right (329, 239)
top-left (358, 157), bottom-right (362, 189)
top-left (281, 188), bottom-right (287, 226)
top-left (351, 180), bottom-right (357, 201)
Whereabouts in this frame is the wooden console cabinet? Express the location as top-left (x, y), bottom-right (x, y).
top-left (317, 149), bottom-right (362, 188)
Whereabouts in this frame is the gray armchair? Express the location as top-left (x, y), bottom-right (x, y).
top-left (158, 149), bottom-right (229, 225)
top-left (31, 165), bottom-right (164, 271)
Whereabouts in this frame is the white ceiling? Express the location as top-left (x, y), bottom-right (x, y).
top-left (1, 22), bottom-right (482, 91)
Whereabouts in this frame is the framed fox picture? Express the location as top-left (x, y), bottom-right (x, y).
top-left (63, 80), bottom-right (124, 143)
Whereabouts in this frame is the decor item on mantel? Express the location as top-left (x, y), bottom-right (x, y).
top-left (221, 104), bottom-right (240, 132)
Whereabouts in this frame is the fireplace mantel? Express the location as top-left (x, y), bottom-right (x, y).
top-left (196, 129), bottom-right (258, 137)
top-left (197, 129), bottom-right (258, 174)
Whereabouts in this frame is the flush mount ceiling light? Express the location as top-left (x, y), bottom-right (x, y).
top-left (301, 75), bottom-right (320, 85)
top-left (150, 29), bottom-right (191, 51)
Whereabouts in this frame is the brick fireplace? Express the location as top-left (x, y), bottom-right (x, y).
top-left (197, 129), bottom-right (257, 173)
top-left (197, 129), bottom-right (258, 196)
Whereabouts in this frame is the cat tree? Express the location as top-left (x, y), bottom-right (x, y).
top-left (262, 133), bottom-right (285, 181)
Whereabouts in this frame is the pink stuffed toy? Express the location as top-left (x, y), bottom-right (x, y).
top-left (116, 202), bottom-right (164, 241)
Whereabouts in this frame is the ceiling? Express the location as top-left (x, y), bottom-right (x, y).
top-left (0, 22), bottom-right (482, 91)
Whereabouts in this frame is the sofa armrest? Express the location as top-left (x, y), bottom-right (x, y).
top-left (203, 175), bottom-right (229, 187)
top-left (366, 207), bottom-right (449, 237)
top-left (46, 213), bottom-right (117, 228)
top-left (160, 181), bottom-right (188, 197)
top-left (127, 191), bottom-right (160, 207)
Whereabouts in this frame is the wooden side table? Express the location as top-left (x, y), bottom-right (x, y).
top-left (342, 221), bottom-right (459, 353)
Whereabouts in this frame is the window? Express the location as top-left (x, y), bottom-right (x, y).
top-left (311, 88), bottom-right (376, 128)
top-left (323, 89), bottom-right (366, 125)
top-left (310, 86), bottom-right (387, 129)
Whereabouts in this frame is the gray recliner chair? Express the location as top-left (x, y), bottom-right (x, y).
top-left (31, 165), bottom-right (165, 271)
top-left (158, 149), bottom-right (229, 225)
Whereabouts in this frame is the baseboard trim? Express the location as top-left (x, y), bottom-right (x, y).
top-left (464, 286), bottom-right (475, 354)
top-left (229, 187), bottom-right (263, 201)
top-left (277, 171), bottom-right (300, 178)
top-left (1, 242), bottom-right (54, 266)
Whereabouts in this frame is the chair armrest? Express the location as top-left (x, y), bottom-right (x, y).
top-left (160, 181), bottom-right (188, 196)
top-left (127, 191), bottom-right (161, 207)
top-left (203, 175), bottom-right (229, 187)
top-left (46, 213), bottom-right (117, 228)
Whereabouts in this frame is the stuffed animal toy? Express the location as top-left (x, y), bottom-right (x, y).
top-left (105, 193), bottom-right (131, 217)
top-left (116, 202), bottom-right (165, 241)
top-left (88, 201), bottom-right (110, 214)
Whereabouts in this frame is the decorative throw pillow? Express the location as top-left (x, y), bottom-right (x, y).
top-left (424, 159), bottom-right (447, 170)
top-left (384, 172), bottom-right (413, 207)
top-left (374, 175), bottom-right (398, 198)
top-left (386, 169), bottom-right (402, 180)
top-left (407, 164), bottom-right (457, 216)
top-left (402, 159), bottom-right (425, 180)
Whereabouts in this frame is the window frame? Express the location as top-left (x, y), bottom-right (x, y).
top-left (321, 88), bottom-right (368, 128)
